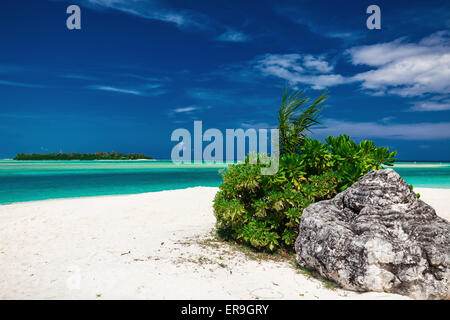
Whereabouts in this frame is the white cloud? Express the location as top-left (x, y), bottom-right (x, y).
top-left (381, 116), bottom-right (396, 123)
top-left (126, 74), bottom-right (170, 82)
top-left (88, 83), bottom-right (166, 96)
top-left (0, 80), bottom-right (44, 88)
top-left (347, 39), bottom-right (427, 67)
top-left (315, 118), bottom-right (450, 140)
top-left (254, 32), bottom-right (450, 97)
top-left (83, 0), bottom-right (207, 29)
top-left (298, 74), bottom-right (349, 90)
top-left (217, 30), bottom-right (248, 42)
top-left (173, 106), bottom-right (198, 113)
top-left (143, 83), bottom-right (162, 89)
top-left (303, 55), bottom-right (333, 73)
top-left (169, 105), bottom-right (213, 118)
top-left (257, 54), bottom-right (303, 73)
top-left (286, 14), bottom-right (364, 42)
top-left (347, 31), bottom-right (450, 96)
top-left (325, 31), bottom-right (362, 40)
top-left (255, 54), bottom-right (349, 89)
top-left (88, 85), bottom-right (143, 96)
top-left (409, 100), bottom-right (450, 112)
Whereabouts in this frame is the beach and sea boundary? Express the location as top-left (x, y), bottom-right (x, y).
top-left (0, 161), bottom-right (448, 299)
top-left (0, 160), bottom-right (449, 204)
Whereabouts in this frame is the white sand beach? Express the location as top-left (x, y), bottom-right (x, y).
top-left (0, 187), bottom-right (448, 300)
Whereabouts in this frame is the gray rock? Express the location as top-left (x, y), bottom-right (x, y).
top-left (295, 169), bottom-right (450, 299)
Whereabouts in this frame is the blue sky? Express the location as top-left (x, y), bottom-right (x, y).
top-left (0, 0), bottom-right (449, 160)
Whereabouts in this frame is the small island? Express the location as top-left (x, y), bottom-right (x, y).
top-left (13, 151), bottom-right (153, 161)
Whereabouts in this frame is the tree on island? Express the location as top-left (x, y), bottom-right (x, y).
top-left (13, 151), bottom-right (153, 161)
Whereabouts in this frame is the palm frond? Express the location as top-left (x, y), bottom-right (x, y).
top-left (278, 88), bottom-right (328, 155)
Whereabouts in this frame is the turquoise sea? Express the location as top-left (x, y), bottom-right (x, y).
top-left (0, 160), bottom-right (449, 204)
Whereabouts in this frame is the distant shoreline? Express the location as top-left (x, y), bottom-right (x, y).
top-left (5, 159), bottom-right (157, 161)
top-left (12, 152), bottom-right (153, 161)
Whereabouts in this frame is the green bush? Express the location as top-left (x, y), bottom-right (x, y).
top-left (213, 88), bottom-right (397, 252)
top-left (214, 137), bottom-right (396, 251)
top-left (325, 135), bottom-right (396, 191)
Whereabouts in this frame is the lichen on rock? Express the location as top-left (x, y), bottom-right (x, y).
top-left (295, 169), bottom-right (450, 299)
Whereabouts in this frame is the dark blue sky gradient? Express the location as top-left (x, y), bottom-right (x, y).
top-left (0, 0), bottom-right (449, 160)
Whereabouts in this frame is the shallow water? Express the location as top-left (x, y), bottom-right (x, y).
top-left (390, 162), bottom-right (450, 189)
top-left (0, 160), bottom-right (448, 204)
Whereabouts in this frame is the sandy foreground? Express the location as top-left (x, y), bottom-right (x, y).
top-left (0, 187), bottom-right (448, 300)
